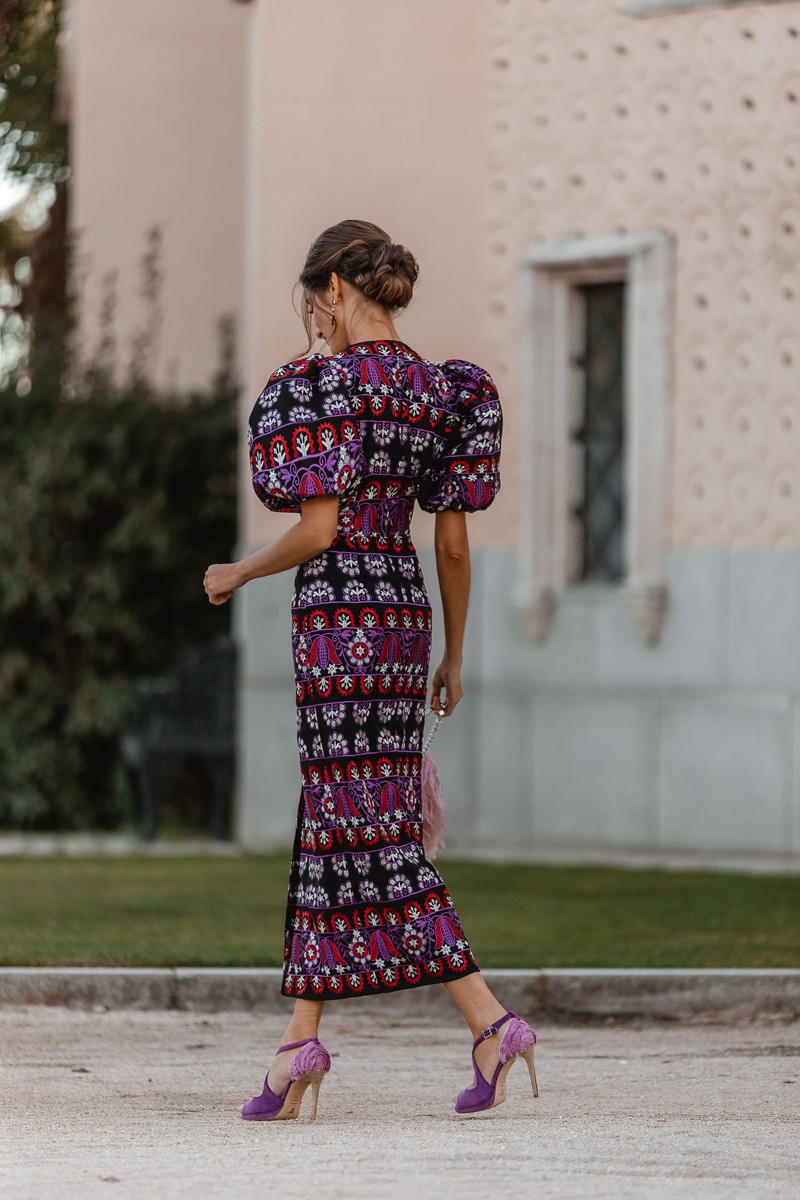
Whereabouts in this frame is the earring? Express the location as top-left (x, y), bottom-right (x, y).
top-left (330, 295), bottom-right (337, 333)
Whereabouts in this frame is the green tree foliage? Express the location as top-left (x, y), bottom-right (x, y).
top-left (0, 317), bottom-right (239, 829)
top-left (1, 0), bottom-right (69, 377)
top-left (0, 0), bottom-right (67, 185)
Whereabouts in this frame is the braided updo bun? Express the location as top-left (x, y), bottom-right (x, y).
top-left (299, 220), bottom-right (419, 316)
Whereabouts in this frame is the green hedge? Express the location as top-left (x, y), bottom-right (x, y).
top-left (0, 359), bottom-right (238, 829)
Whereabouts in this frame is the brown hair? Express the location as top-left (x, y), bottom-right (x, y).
top-left (298, 219), bottom-right (419, 348)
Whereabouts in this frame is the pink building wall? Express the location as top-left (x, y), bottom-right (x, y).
top-left (69, 0), bottom-right (249, 392)
top-left (486, 0), bottom-right (800, 549)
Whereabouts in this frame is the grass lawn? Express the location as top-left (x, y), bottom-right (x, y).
top-left (0, 855), bottom-right (798, 969)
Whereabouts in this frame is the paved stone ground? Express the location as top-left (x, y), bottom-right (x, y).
top-left (1, 1007), bottom-right (798, 1200)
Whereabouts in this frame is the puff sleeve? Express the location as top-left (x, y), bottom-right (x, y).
top-left (248, 356), bottom-right (364, 513)
top-left (416, 359), bottom-right (503, 513)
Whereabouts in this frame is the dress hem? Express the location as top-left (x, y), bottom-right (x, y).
top-left (280, 958), bottom-right (481, 1003)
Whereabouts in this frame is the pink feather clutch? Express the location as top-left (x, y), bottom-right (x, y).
top-left (421, 713), bottom-right (446, 860)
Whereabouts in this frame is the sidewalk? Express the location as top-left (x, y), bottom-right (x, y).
top-left (1, 1005), bottom-right (797, 1200)
top-left (1, 967), bottom-right (799, 1022)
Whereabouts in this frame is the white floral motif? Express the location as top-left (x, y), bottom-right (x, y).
top-left (323, 395), bottom-right (351, 415)
top-left (467, 430), bottom-right (499, 454)
top-left (374, 581), bottom-right (398, 603)
top-left (335, 554), bottom-right (361, 578)
top-left (354, 731), bottom-right (370, 753)
top-left (288, 377), bottom-right (313, 401)
top-left (306, 884), bottom-right (330, 908)
top-left (302, 554), bottom-right (327, 578)
top-left (327, 732), bottom-right (348, 756)
top-left (359, 880), bottom-right (380, 902)
top-left (318, 367), bottom-right (344, 393)
top-left (476, 401), bottom-right (500, 427)
top-left (373, 422), bottom-right (394, 446)
top-left (352, 853), bottom-right (371, 876)
top-left (307, 857), bottom-right (324, 881)
top-left (322, 703), bottom-right (346, 727)
top-left (363, 556), bottom-right (387, 578)
top-left (257, 411), bottom-right (283, 434)
top-left (331, 854), bottom-right (349, 877)
top-left (387, 873), bottom-right (412, 900)
top-left (343, 580), bottom-right (370, 603)
top-left (378, 846), bottom-right (405, 871)
top-left (289, 406), bottom-right (316, 424)
top-left (300, 581), bottom-right (336, 604)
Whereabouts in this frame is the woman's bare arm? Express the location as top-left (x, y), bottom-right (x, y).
top-left (203, 496), bottom-right (339, 605)
top-left (429, 510), bottom-right (471, 717)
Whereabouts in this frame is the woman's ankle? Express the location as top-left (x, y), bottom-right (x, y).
top-left (467, 1005), bottom-right (508, 1041)
top-left (279, 1028), bottom-right (320, 1047)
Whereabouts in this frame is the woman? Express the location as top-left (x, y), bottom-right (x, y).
top-left (204, 219), bottom-right (538, 1121)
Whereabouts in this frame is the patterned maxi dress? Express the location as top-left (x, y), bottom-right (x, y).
top-left (248, 339), bottom-right (502, 1001)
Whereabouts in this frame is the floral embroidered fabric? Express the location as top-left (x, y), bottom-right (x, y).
top-left (249, 339), bottom-right (502, 1000)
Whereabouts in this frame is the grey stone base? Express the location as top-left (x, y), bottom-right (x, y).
top-left (236, 547), bottom-right (800, 856)
top-left (1, 967), bottom-right (797, 1022)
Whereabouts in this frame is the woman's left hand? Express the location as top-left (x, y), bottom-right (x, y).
top-left (204, 562), bottom-right (240, 605)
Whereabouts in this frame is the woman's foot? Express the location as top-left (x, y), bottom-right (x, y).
top-left (263, 1043), bottom-right (302, 1097)
top-left (242, 1037), bottom-right (331, 1122)
top-left (455, 1012), bottom-right (538, 1114)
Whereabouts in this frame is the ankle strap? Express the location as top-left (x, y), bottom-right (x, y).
top-left (472, 1011), bottom-right (515, 1050)
top-left (277, 1036), bottom-right (320, 1054)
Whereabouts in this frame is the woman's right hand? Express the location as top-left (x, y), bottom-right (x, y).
top-left (429, 659), bottom-right (464, 718)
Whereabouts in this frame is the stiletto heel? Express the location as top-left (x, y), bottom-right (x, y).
top-left (308, 1069), bottom-right (325, 1121)
top-left (241, 1037), bottom-right (331, 1122)
top-left (454, 1011), bottom-right (539, 1115)
top-left (521, 1045), bottom-right (539, 1098)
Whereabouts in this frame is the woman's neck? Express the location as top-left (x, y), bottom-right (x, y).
top-left (337, 316), bottom-right (399, 351)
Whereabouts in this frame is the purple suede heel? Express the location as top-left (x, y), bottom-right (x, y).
top-left (241, 1036), bottom-right (332, 1122)
top-left (455, 1011), bottom-right (539, 1114)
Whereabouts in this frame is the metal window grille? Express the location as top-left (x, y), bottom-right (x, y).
top-left (570, 282), bottom-right (627, 583)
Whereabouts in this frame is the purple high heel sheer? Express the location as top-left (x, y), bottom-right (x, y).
top-left (455, 1011), bottom-right (539, 1114)
top-left (241, 1037), bottom-right (331, 1122)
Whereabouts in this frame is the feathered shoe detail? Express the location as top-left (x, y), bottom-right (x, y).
top-left (241, 1037), bottom-right (331, 1122)
top-left (454, 1012), bottom-right (539, 1114)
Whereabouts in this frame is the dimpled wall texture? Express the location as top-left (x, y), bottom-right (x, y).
top-left (486, 0), bottom-right (800, 549)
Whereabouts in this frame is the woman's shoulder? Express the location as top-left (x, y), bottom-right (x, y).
top-left (265, 353), bottom-right (327, 387)
top-left (436, 357), bottom-right (498, 396)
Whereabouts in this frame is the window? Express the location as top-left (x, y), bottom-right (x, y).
top-left (514, 232), bottom-right (672, 647)
top-left (570, 282), bottom-right (627, 585)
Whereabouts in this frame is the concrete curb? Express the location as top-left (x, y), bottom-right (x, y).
top-left (1, 967), bottom-right (798, 1021)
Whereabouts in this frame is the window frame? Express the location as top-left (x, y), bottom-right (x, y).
top-left (627, 0), bottom-right (789, 15)
top-left (514, 231), bottom-right (673, 647)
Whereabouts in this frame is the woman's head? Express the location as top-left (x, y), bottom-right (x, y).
top-left (298, 219), bottom-right (419, 352)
